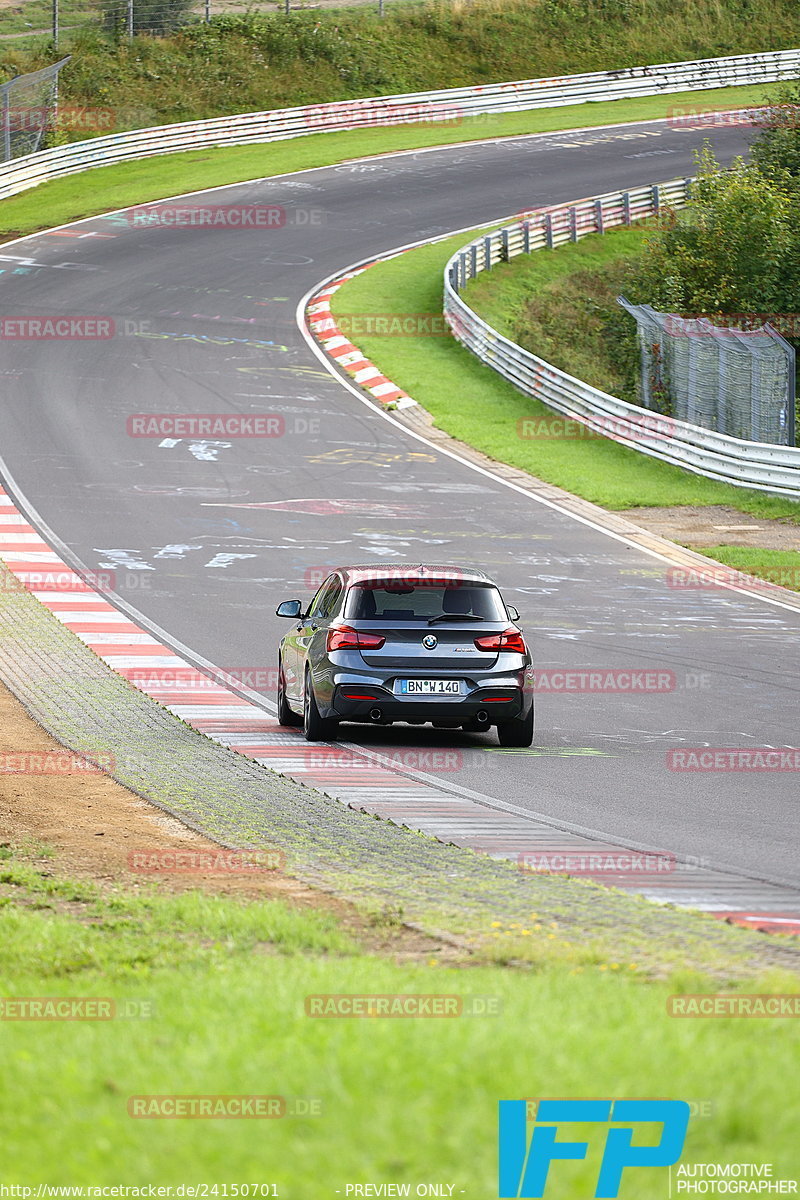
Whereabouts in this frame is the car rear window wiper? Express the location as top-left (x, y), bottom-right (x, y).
top-left (427, 614), bottom-right (485, 625)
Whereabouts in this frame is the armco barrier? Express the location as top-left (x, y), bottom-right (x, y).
top-left (0, 48), bottom-right (799, 202)
top-left (443, 179), bottom-right (800, 498)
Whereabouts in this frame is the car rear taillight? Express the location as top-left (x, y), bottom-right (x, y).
top-left (474, 627), bottom-right (526, 654)
top-left (327, 625), bottom-right (386, 652)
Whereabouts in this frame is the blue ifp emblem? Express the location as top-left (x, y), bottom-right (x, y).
top-left (498, 1099), bottom-right (690, 1197)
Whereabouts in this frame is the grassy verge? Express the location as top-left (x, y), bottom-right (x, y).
top-left (2, 842), bottom-right (799, 1186)
top-left (0, 81), bottom-right (778, 239)
top-left (4, 0), bottom-right (800, 123)
top-left (453, 221), bottom-right (800, 588)
top-left (463, 223), bottom-right (643, 402)
top-left (688, 545), bottom-right (800, 591)
top-left (330, 228), bottom-right (800, 524)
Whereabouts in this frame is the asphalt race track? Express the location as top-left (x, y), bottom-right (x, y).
top-left (2, 116), bottom-right (799, 892)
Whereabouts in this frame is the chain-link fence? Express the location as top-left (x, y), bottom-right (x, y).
top-left (0, 59), bottom-right (71, 161)
top-left (0, 0), bottom-right (399, 44)
top-left (618, 298), bottom-right (796, 447)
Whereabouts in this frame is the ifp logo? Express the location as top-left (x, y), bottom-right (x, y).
top-left (498, 1099), bottom-right (690, 1197)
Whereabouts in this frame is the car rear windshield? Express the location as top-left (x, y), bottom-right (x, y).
top-left (344, 583), bottom-right (507, 622)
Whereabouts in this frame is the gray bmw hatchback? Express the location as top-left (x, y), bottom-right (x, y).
top-left (276, 564), bottom-right (534, 745)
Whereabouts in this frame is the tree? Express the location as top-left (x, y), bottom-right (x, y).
top-left (627, 145), bottom-right (798, 323)
top-left (751, 82), bottom-right (800, 186)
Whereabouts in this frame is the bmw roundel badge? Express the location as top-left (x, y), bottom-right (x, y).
top-left (422, 634), bottom-right (438, 650)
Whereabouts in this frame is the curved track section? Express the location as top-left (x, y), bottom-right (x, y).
top-left (1, 118), bottom-right (799, 919)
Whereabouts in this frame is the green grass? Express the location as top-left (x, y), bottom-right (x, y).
top-left (0, 0), bottom-right (96, 38)
top-left (690, 545), bottom-right (800, 591)
top-left (5, 0), bottom-right (800, 124)
top-left (2, 846), bottom-right (799, 1188)
top-left (330, 228), bottom-right (800, 521)
top-left (0, 82), bottom-right (777, 239)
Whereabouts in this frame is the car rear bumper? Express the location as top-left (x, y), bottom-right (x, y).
top-left (331, 681), bottom-right (531, 724)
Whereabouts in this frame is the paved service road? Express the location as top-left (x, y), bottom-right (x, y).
top-left (1, 117), bottom-right (798, 887)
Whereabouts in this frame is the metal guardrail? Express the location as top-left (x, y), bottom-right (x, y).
top-left (0, 47), bottom-right (799, 202)
top-left (443, 180), bottom-right (800, 498)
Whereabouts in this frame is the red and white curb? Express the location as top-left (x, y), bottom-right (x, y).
top-left (306, 267), bottom-right (417, 410)
top-left (2, 484), bottom-right (800, 936)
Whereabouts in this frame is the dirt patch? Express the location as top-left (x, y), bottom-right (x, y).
top-left (0, 680), bottom-right (457, 963)
top-left (621, 505), bottom-right (800, 551)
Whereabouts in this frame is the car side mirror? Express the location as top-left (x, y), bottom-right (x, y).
top-left (276, 599), bottom-right (303, 619)
top-left (507, 605), bottom-right (520, 622)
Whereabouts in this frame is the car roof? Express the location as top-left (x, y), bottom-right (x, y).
top-left (335, 564), bottom-right (495, 585)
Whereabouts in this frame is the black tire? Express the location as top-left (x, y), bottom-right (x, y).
top-left (303, 668), bottom-right (338, 742)
top-left (497, 707), bottom-right (534, 748)
top-left (277, 656), bottom-right (302, 727)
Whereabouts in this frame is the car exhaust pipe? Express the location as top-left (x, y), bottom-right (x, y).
top-left (476, 710), bottom-right (489, 724)
top-left (369, 707), bottom-right (383, 722)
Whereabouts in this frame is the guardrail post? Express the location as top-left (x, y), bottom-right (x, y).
top-left (470, 244), bottom-right (477, 279)
top-left (523, 221), bottom-right (531, 254)
top-left (501, 227), bottom-right (510, 261)
top-left (569, 207), bottom-right (578, 242)
top-left (595, 199), bottom-right (604, 235)
top-left (622, 192), bottom-right (631, 225)
top-left (545, 213), bottom-right (553, 250)
top-left (484, 235), bottom-right (494, 270)
top-left (652, 184), bottom-right (661, 215)
top-left (684, 177), bottom-right (693, 200)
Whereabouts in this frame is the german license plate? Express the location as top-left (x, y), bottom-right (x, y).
top-left (398, 679), bottom-right (461, 695)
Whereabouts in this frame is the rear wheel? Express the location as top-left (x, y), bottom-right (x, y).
top-left (303, 668), bottom-right (338, 742)
top-left (497, 707), bottom-right (534, 748)
top-left (277, 656), bottom-right (301, 727)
